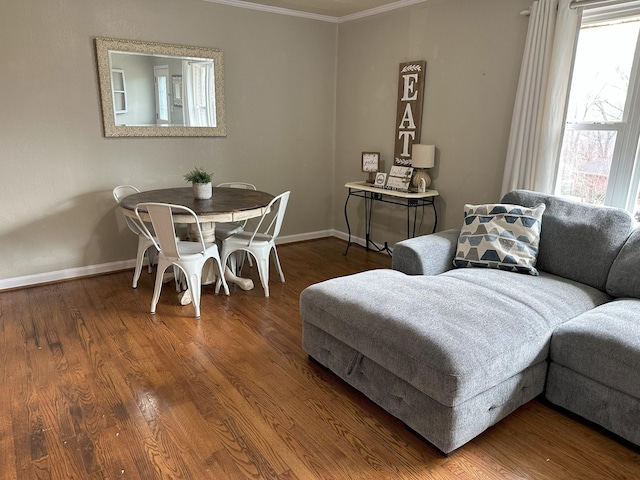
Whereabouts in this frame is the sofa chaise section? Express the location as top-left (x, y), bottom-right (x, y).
top-left (300, 190), bottom-right (635, 453)
top-left (301, 266), bottom-right (610, 453)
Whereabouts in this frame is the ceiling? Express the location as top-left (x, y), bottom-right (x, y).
top-left (206, 0), bottom-right (426, 21)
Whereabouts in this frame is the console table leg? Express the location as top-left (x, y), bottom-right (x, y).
top-left (432, 200), bottom-right (438, 233)
top-left (344, 189), bottom-right (353, 255)
top-left (365, 193), bottom-right (373, 250)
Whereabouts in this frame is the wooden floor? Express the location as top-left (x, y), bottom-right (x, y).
top-left (1, 237), bottom-right (639, 479)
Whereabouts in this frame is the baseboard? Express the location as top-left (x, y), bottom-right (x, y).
top-left (276, 229), bottom-right (335, 244)
top-left (0, 230), bottom-right (357, 291)
top-left (0, 259), bottom-right (138, 291)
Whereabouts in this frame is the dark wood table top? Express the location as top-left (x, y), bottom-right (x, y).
top-left (119, 187), bottom-right (274, 223)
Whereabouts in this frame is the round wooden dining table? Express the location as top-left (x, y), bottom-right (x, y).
top-left (119, 186), bottom-right (275, 295)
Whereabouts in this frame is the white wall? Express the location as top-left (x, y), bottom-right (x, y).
top-left (0, 0), bottom-right (337, 280)
top-left (335, 0), bottom-right (531, 247)
top-left (0, 0), bottom-right (531, 284)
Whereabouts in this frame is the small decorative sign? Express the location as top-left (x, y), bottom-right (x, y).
top-left (386, 165), bottom-right (414, 191)
top-left (362, 151), bottom-right (380, 183)
top-left (373, 172), bottom-right (387, 188)
top-left (361, 152), bottom-right (380, 172)
top-left (394, 61), bottom-right (426, 166)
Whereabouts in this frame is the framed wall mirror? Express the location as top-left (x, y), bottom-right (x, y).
top-left (95, 37), bottom-right (226, 137)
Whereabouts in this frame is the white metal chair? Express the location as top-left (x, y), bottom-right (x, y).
top-left (113, 185), bottom-right (157, 288)
top-left (135, 202), bottom-right (230, 318)
top-left (215, 182), bottom-right (257, 239)
top-left (216, 191), bottom-right (290, 298)
top-left (215, 182), bottom-right (257, 273)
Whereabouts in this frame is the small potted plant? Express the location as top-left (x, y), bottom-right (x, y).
top-left (184, 166), bottom-right (213, 199)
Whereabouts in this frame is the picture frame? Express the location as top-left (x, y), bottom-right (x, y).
top-left (361, 152), bottom-right (380, 173)
top-left (386, 166), bottom-right (413, 191)
top-left (172, 75), bottom-right (183, 107)
top-left (373, 172), bottom-right (387, 188)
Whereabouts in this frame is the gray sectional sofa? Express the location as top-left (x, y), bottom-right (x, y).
top-left (300, 190), bottom-right (639, 454)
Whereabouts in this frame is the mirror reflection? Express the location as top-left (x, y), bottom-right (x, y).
top-left (95, 37), bottom-right (226, 137)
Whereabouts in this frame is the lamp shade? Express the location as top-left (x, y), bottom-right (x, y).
top-left (411, 144), bottom-right (435, 168)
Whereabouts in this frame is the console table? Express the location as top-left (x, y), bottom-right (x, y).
top-left (344, 181), bottom-right (439, 255)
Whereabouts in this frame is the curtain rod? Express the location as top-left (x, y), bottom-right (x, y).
top-left (521, 0), bottom-right (632, 16)
top-left (569, 0), bottom-right (633, 9)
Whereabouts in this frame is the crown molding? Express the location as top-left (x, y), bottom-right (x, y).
top-left (337, 0), bottom-right (426, 23)
top-left (203, 0), bottom-right (426, 23)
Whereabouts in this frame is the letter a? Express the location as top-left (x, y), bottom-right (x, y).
top-left (398, 103), bottom-right (416, 129)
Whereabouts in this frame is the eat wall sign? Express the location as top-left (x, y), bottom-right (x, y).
top-left (394, 60), bottom-right (426, 166)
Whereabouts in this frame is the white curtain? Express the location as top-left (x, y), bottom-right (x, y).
top-left (182, 60), bottom-right (216, 127)
top-left (501, 0), bottom-right (581, 196)
top-left (182, 60), bottom-right (197, 126)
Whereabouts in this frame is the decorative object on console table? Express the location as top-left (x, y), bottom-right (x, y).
top-left (361, 152), bottom-right (380, 184)
top-left (374, 172), bottom-right (387, 188)
top-left (184, 166), bottom-right (213, 200)
top-left (386, 165), bottom-right (413, 192)
top-left (411, 144), bottom-right (435, 192)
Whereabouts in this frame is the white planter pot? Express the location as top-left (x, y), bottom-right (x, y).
top-left (192, 182), bottom-right (212, 200)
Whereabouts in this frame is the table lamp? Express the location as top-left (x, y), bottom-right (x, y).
top-left (411, 144), bottom-right (435, 190)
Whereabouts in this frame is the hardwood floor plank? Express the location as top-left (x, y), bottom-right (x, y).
top-left (0, 293), bottom-right (20, 480)
top-left (1, 238), bottom-right (639, 479)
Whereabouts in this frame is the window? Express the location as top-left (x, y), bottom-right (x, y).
top-left (183, 61), bottom-right (216, 127)
top-left (555, 5), bottom-right (640, 222)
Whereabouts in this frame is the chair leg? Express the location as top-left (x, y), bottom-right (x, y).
top-left (147, 248), bottom-right (155, 273)
top-left (151, 261), bottom-right (171, 314)
top-left (214, 257), bottom-right (230, 296)
top-left (228, 252), bottom-right (238, 277)
top-left (256, 253), bottom-right (271, 298)
top-left (133, 238), bottom-right (148, 288)
top-left (173, 266), bottom-right (184, 292)
top-left (215, 248), bottom-right (232, 295)
top-left (182, 268), bottom-right (203, 318)
top-left (271, 246), bottom-right (285, 283)
top-left (233, 251), bottom-right (245, 275)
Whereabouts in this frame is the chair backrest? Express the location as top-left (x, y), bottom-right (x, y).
top-left (217, 183), bottom-right (258, 229)
top-left (113, 185), bottom-right (140, 202)
top-left (113, 185), bottom-right (152, 239)
top-left (135, 202), bottom-right (206, 260)
top-left (248, 191), bottom-right (290, 244)
top-left (216, 182), bottom-right (257, 190)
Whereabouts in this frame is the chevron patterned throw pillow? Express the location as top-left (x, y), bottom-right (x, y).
top-left (453, 203), bottom-right (546, 275)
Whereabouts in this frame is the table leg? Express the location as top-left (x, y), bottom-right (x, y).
top-left (344, 189), bottom-right (353, 255)
top-left (431, 199), bottom-right (438, 233)
top-left (365, 192), bottom-right (372, 250)
top-left (224, 266), bottom-right (254, 290)
top-left (178, 265), bottom-right (254, 305)
top-left (189, 221), bottom-right (216, 244)
top-left (178, 220), bottom-right (257, 305)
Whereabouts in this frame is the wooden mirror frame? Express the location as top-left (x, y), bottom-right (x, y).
top-left (95, 37), bottom-right (226, 137)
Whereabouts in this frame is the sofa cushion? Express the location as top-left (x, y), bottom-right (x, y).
top-left (300, 268), bottom-right (611, 407)
top-left (606, 228), bottom-right (640, 298)
top-left (501, 190), bottom-right (633, 291)
top-left (453, 203), bottom-right (545, 275)
top-left (550, 298), bottom-right (640, 399)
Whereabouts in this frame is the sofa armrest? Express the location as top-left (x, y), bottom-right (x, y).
top-left (392, 229), bottom-right (461, 275)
